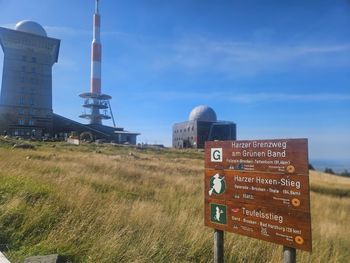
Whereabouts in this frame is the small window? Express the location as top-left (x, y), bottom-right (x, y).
top-left (29, 120), bottom-right (34, 126)
top-left (18, 108), bottom-right (24, 115)
top-left (19, 97), bottom-right (24, 105)
top-left (18, 119), bottom-right (25, 125)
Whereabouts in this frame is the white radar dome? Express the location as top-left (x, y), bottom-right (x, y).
top-left (189, 105), bottom-right (217, 122)
top-left (15, 20), bottom-right (47, 37)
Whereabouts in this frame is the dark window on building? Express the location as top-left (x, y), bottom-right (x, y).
top-left (208, 124), bottom-right (236, 141)
top-left (29, 120), bottom-right (34, 126)
top-left (19, 97), bottom-right (24, 105)
top-left (18, 119), bottom-right (25, 125)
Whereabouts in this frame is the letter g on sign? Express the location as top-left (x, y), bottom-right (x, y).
top-left (211, 148), bottom-right (223, 162)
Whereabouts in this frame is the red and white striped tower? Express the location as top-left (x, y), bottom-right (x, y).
top-left (80, 0), bottom-right (113, 126)
top-left (91, 0), bottom-right (101, 95)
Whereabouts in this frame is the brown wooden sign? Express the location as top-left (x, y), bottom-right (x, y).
top-left (205, 139), bottom-right (308, 175)
top-left (205, 200), bottom-right (312, 251)
top-left (204, 139), bottom-right (312, 252)
top-left (205, 169), bottom-right (310, 212)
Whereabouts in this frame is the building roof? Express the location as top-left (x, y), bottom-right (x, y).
top-left (189, 105), bottom-right (217, 122)
top-left (15, 20), bottom-right (47, 37)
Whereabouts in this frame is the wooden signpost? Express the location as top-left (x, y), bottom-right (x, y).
top-left (204, 139), bottom-right (312, 262)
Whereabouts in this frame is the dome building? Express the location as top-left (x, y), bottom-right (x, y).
top-left (15, 20), bottom-right (48, 37)
top-left (189, 105), bottom-right (217, 122)
top-left (173, 105), bottom-right (236, 148)
top-left (0, 20), bottom-right (60, 137)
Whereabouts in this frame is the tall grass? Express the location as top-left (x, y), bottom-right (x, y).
top-left (0, 139), bottom-right (349, 262)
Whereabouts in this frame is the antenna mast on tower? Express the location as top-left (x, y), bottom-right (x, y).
top-left (79, 0), bottom-right (115, 126)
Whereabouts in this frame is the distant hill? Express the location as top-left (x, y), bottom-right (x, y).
top-left (311, 159), bottom-right (350, 173)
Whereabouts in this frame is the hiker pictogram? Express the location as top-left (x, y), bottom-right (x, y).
top-left (210, 203), bottom-right (227, 225)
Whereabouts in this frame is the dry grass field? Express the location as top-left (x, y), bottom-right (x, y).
top-left (0, 137), bottom-right (349, 262)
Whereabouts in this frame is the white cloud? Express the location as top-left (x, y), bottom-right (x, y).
top-left (114, 35), bottom-right (350, 76)
top-left (127, 91), bottom-right (350, 104)
top-left (44, 25), bottom-right (130, 39)
top-left (55, 57), bottom-right (79, 71)
top-left (166, 39), bottom-right (350, 75)
top-left (0, 23), bottom-right (15, 29)
top-left (44, 25), bottom-right (90, 37)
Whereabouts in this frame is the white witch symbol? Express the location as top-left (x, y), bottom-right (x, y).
top-left (209, 174), bottom-right (225, 196)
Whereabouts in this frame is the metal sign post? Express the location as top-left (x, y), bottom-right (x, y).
top-left (283, 246), bottom-right (296, 263)
top-left (214, 229), bottom-right (224, 263)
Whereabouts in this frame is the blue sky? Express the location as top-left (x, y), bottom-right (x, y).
top-left (0, 0), bottom-right (349, 164)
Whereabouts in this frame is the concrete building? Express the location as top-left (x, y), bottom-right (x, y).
top-left (0, 3), bottom-right (139, 144)
top-left (0, 21), bottom-right (60, 138)
top-left (172, 105), bottom-right (236, 148)
top-left (0, 21), bottom-right (139, 144)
